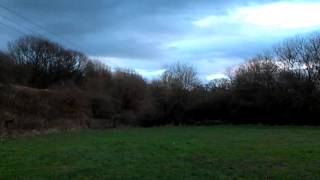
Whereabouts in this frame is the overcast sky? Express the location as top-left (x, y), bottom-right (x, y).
top-left (1, 0), bottom-right (320, 81)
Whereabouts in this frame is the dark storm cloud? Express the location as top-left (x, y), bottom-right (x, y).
top-left (1, 0), bottom-right (277, 56)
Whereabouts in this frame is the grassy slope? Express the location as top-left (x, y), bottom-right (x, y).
top-left (1, 125), bottom-right (320, 179)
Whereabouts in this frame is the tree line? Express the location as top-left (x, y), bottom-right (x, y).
top-left (1, 33), bottom-right (320, 130)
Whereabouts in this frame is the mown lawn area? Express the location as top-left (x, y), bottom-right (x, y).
top-left (1, 125), bottom-right (320, 179)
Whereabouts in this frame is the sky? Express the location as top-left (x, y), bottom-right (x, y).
top-left (1, 0), bottom-right (320, 81)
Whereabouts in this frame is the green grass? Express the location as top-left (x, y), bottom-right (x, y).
top-left (1, 125), bottom-right (320, 179)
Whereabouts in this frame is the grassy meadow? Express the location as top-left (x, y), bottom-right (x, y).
top-left (1, 125), bottom-right (320, 179)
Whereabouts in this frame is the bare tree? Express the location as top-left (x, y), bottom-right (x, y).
top-left (275, 33), bottom-right (320, 83)
top-left (8, 35), bottom-right (88, 88)
top-left (231, 53), bottom-right (278, 91)
top-left (206, 78), bottom-right (230, 92)
top-left (162, 62), bottom-right (200, 90)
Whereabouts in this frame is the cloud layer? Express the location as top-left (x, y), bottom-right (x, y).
top-left (1, 0), bottom-right (320, 80)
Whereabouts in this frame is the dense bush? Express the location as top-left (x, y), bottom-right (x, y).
top-left (0, 52), bottom-right (15, 84)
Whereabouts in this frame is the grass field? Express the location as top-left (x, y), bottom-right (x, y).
top-left (1, 125), bottom-right (320, 179)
